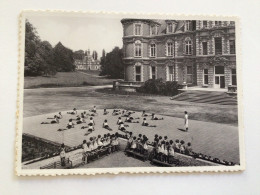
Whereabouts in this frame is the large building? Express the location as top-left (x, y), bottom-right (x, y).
top-left (74, 49), bottom-right (101, 71)
top-left (121, 19), bottom-right (237, 89)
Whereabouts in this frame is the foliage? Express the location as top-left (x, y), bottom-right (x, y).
top-left (92, 50), bottom-right (98, 60)
top-left (100, 47), bottom-right (124, 79)
top-left (53, 42), bottom-right (75, 72)
top-left (73, 50), bottom-right (85, 60)
top-left (137, 78), bottom-right (182, 96)
top-left (24, 20), bottom-right (75, 76)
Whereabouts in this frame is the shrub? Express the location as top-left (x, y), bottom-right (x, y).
top-left (137, 78), bottom-right (182, 96)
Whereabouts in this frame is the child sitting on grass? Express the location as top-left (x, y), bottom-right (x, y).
top-left (112, 109), bottom-right (121, 116)
top-left (67, 108), bottom-right (77, 115)
top-left (125, 116), bottom-right (139, 123)
top-left (76, 115), bottom-right (86, 124)
top-left (142, 110), bottom-right (148, 117)
top-left (185, 142), bottom-right (193, 155)
top-left (103, 109), bottom-right (109, 115)
top-left (151, 113), bottom-right (164, 120)
top-left (142, 118), bottom-right (156, 127)
top-left (117, 117), bottom-right (124, 125)
top-left (57, 112), bottom-right (62, 119)
top-left (118, 123), bottom-right (127, 132)
top-left (66, 119), bottom-right (74, 129)
top-left (174, 139), bottom-right (181, 152)
top-left (89, 106), bottom-right (97, 113)
top-left (41, 115), bottom-right (59, 124)
top-left (103, 119), bottom-right (112, 131)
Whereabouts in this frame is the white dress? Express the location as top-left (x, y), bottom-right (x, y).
top-left (184, 114), bottom-right (189, 128)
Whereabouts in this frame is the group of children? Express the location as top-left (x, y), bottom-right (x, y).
top-left (81, 133), bottom-right (120, 164)
top-left (125, 132), bottom-right (150, 155)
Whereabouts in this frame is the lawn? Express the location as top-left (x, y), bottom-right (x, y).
top-left (24, 71), bottom-right (114, 89)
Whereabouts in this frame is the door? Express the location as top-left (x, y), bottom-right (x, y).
top-left (215, 75), bottom-right (220, 88)
top-left (220, 76), bottom-right (225, 88)
top-left (214, 66), bottom-right (225, 88)
top-left (168, 66), bottom-right (174, 81)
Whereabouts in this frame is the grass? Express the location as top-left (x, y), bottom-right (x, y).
top-left (24, 71), bottom-right (113, 89)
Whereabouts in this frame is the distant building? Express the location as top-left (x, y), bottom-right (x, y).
top-left (121, 19), bottom-right (236, 89)
top-left (74, 49), bottom-right (101, 71)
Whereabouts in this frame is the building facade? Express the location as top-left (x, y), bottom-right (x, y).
top-left (74, 49), bottom-right (101, 71)
top-left (121, 19), bottom-right (236, 89)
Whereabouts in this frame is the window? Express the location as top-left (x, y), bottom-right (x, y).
top-left (203, 21), bottom-right (207, 28)
top-left (135, 66), bottom-right (141, 81)
top-left (214, 37), bottom-right (222, 55)
top-left (135, 41), bottom-right (142, 57)
top-left (135, 24), bottom-right (141, 35)
top-left (202, 42), bottom-right (208, 55)
top-left (229, 40), bottom-right (236, 54)
top-left (151, 66), bottom-right (156, 79)
top-left (151, 25), bottom-right (157, 35)
top-left (215, 21), bottom-right (221, 26)
top-left (204, 69), bottom-right (208, 85)
top-left (187, 66), bottom-right (193, 83)
top-left (150, 44), bottom-right (156, 57)
top-left (232, 69), bottom-right (237, 85)
top-left (167, 42), bottom-right (173, 56)
top-left (185, 40), bottom-right (192, 55)
top-left (185, 21), bottom-right (191, 31)
top-left (167, 23), bottom-right (173, 33)
top-left (168, 66), bottom-right (174, 81)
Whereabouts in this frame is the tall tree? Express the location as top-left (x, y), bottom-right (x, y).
top-left (100, 47), bottom-right (124, 79)
top-left (73, 50), bottom-right (85, 60)
top-left (53, 42), bottom-right (75, 72)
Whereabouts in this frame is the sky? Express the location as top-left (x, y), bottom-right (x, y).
top-left (26, 14), bottom-right (123, 59)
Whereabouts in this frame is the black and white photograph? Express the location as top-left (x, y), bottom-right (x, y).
top-left (17, 11), bottom-right (244, 175)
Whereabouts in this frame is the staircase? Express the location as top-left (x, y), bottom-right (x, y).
top-left (171, 91), bottom-right (237, 105)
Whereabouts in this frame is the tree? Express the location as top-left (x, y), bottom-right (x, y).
top-left (73, 50), bottom-right (85, 60)
top-left (100, 47), bottom-right (124, 79)
top-left (92, 50), bottom-right (98, 60)
top-left (53, 42), bottom-right (75, 72)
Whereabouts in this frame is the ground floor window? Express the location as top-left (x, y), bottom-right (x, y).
top-left (203, 69), bottom-right (208, 85)
top-left (168, 66), bottom-right (174, 81)
top-left (232, 69), bottom-right (237, 85)
top-left (135, 66), bottom-right (141, 81)
top-left (186, 66), bottom-right (192, 83)
top-left (151, 66), bottom-right (156, 79)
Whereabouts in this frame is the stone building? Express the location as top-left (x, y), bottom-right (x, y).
top-left (74, 49), bottom-right (101, 71)
top-left (121, 19), bottom-right (236, 89)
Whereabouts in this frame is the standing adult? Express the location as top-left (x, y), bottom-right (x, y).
top-left (184, 111), bottom-right (189, 132)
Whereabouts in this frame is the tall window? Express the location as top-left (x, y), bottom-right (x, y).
top-left (168, 66), bottom-right (174, 81)
top-left (185, 40), bottom-right (192, 55)
top-left (167, 23), bottom-right (173, 33)
top-left (150, 44), bottom-right (156, 57)
top-left (185, 21), bottom-right (191, 31)
top-left (229, 40), bottom-right (236, 54)
top-left (187, 66), bottom-right (193, 83)
top-left (167, 42), bottom-right (173, 56)
top-left (203, 21), bottom-right (208, 28)
top-left (150, 25), bottom-right (157, 35)
top-left (214, 37), bottom-right (222, 55)
top-left (135, 24), bottom-right (141, 35)
top-left (135, 66), bottom-right (141, 81)
top-left (215, 21), bottom-right (221, 26)
top-left (135, 41), bottom-right (142, 57)
top-left (204, 69), bottom-right (209, 85)
top-left (232, 69), bottom-right (237, 85)
top-left (202, 42), bottom-right (208, 55)
top-left (151, 66), bottom-right (156, 79)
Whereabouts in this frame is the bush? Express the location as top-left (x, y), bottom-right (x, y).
top-left (137, 78), bottom-right (182, 96)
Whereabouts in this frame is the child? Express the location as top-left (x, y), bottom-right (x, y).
top-left (180, 140), bottom-right (186, 154)
top-left (60, 144), bottom-right (66, 166)
top-left (151, 113), bottom-right (163, 120)
top-left (142, 110), bottom-right (148, 117)
top-left (103, 119), bottom-right (112, 131)
top-left (103, 109), bottom-right (109, 115)
top-left (118, 123), bottom-right (127, 132)
top-left (125, 116), bottom-right (139, 123)
top-left (67, 108), bottom-right (77, 115)
top-left (126, 132), bottom-right (133, 150)
top-left (112, 109), bottom-right (121, 116)
top-left (57, 112), bottom-right (63, 119)
top-left (66, 119), bottom-right (74, 129)
top-left (90, 106), bottom-right (97, 113)
top-left (97, 135), bottom-right (104, 149)
top-left (82, 111), bottom-right (89, 118)
top-left (158, 141), bottom-right (164, 161)
top-left (114, 132), bottom-right (120, 151)
top-left (76, 116), bottom-right (86, 124)
top-left (185, 142), bottom-right (193, 155)
top-left (142, 118), bottom-right (156, 127)
top-left (142, 136), bottom-right (149, 155)
top-left (88, 123), bottom-right (95, 133)
top-left (41, 115), bottom-right (59, 124)
top-left (130, 136), bottom-right (137, 151)
top-left (88, 117), bottom-right (95, 126)
top-left (163, 136), bottom-right (168, 143)
top-left (82, 140), bottom-right (88, 163)
top-left (184, 111), bottom-right (189, 132)
top-left (174, 139), bottom-right (180, 152)
top-left (168, 140), bottom-right (175, 164)
top-left (117, 117), bottom-right (124, 125)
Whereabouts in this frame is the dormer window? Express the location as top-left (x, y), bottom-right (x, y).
top-left (185, 21), bottom-right (191, 31)
top-left (215, 21), bottom-right (221, 27)
top-left (167, 23), bottom-right (173, 33)
top-left (135, 24), bottom-right (142, 35)
top-left (150, 25), bottom-right (157, 35)
top-left (203, 21), bottom-right (208, 28)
